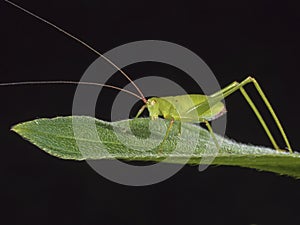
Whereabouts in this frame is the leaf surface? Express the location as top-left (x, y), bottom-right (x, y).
top-left (12, 116), bottom-right (300, 178)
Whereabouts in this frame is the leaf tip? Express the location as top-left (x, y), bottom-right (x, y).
top-left (10, 123), bottom-right (23, 135)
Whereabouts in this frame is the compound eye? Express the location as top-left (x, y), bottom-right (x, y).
top-left (150, 100), bottom-right (156, 106)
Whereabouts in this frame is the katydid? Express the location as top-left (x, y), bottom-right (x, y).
top-left (3, 0), bottom-right (292, 153)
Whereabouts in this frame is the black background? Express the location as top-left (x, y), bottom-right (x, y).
top-left (1, 0), bottom-right (300, 224)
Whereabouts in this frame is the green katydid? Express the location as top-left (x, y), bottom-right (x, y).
top-left (3, 0), bottom-right (292, 153)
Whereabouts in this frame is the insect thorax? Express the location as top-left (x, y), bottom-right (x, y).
top-left (146, 97), bottom-right (187, 121)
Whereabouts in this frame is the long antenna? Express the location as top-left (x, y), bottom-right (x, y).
top-left (0, 81), bottom-right (143, 100)
top-left (4, 0), bottom-right (147, 103)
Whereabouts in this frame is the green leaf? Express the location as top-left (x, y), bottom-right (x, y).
top-left (12, 116), bottom-right (300, 178)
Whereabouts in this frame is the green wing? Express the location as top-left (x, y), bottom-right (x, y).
top-left (161, 94), bottom-right (226, 122)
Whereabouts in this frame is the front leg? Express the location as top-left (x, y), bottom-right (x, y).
top-left (135, 104), bottom-right (147, 119)
top-left (157, 118), bottom-right (175, 152)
